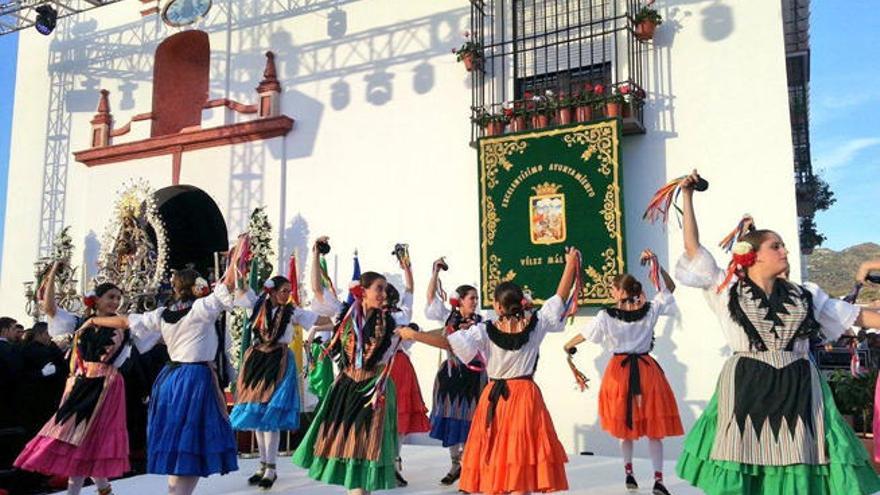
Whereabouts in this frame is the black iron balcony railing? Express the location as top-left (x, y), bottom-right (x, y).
top-left (466, 0), bottom-right (651, 142)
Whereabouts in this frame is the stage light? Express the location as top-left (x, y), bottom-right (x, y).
top-left (35, 5), bottom-right (57, 35)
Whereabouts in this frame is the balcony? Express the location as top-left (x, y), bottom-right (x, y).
top-left (466, 0), bottom-right (652, 142)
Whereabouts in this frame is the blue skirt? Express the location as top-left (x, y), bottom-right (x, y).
top-left (148, 363), bottom-right (239, 477)
top-left (230, 348), bottom-right (301, 432)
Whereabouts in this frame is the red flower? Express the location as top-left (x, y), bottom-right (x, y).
top-left (619, 84), bottom-right (630, 95)
top-left (449, 297), bottom-right (461, 308)
top-left (503, 107), bottom-right (514, 118)
top-left (593, 84), bottom-right (605, 95)
top-left (582, 83), bottom-right (593, 93)
top-left (83, 295), bottom-right (97, 309)
top-left (523, 91), bottom-right (534, 100)
top-left (733, 251), bottom-right (757, 268)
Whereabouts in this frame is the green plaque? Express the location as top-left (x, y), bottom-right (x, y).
top-left (478, 119), bottom-right (625, 308)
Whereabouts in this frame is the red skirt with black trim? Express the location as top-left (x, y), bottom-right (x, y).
top-left (598, 353), bottom-right (683, 440)
top-left (389, 350), bottom-right (431, 435)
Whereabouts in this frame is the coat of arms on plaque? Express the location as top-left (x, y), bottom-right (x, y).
top-left (529, 182), bottom-right (566, 245)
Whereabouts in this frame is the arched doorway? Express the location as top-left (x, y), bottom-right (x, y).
top-left (152, 185), bottom-right (228, 278)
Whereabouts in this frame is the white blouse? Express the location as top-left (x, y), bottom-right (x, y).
top-left (580, 290), bottom-right (675, 354)
top-left (48, 307), bottom-right (157, 368)
top-left (675, 246), bottom-right (859, 353)
top-left (129, 284), bottom-right (236, 364)
top-left (234, 289), bottom-right (320, 345)
top-left (448, 295), bottom-right (566, 379)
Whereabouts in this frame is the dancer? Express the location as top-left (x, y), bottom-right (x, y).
top-left (400, 247), bottom-right (581, 494)
top-left (564, 249), bottom-right (683, 495)
top-left (292, 237), bottom-right (402, 494)
top-left (673, 170), bottom-right (880, 494)
top-left (423, 258), bottom-right (488, 485)
top-left (15, 262), bottom-right (147, 495)
top-left (386, 245), bottom-right (431, 486)
top-left (303, 237), bottom-right (339, 405)
top-left (855, 258), bottom-right (880, 467)
top-left (87, 265), bottom-right (240, 495)
top-left (229, 275), bottom-right (326, 489)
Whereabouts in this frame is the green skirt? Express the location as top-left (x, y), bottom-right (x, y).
top-left (292, 372), bottom-right (398, 491)
top-left (677, 374), bottom-right (880, 494)
top-left (307, 342), bottom-right (334, 401)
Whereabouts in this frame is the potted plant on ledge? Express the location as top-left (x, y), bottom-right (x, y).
top-left (529, 90), bottom-right (553, 129)
top-left (605, 85), bottom-right (626, 118)
top-left (553, 91), bottom-right (574, 126)
top-left (828, 368), bottom-right (879, 471)
top-left (472, 107), bottom-right (507, 136)
top-left (574, 84), bottom-right (595, 123)
top-left (452, 31), bottom-right (483, 72)
top-left (634, 4), bottom-right (662, 41)
top-left (504, 101), bottom-right (528, 132)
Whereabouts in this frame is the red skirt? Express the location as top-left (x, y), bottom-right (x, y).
top-left (460, 378), bottom-right (568, 494)
top-left (389, 351), bottom-right (431, 435)
top-left (598, 354), bottom-right (683, 440)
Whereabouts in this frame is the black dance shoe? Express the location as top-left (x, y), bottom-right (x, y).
top-left (440, 465), bottom-right (461, 485)
top-left (653, 480), bottom-right (671, 495)
top-left (258, 472), bottom-right (277, 490)
top-left (248, 469), bottom-right (265, 485)
top-left (395, 470), bottom-right (409, 487)
top-left (625, 474), bottom-right (639, 491)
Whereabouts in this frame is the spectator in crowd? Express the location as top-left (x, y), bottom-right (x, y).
top-left (20, 323), bottom-right (67, 437)
top-left (0, 317), bottom-right (24, 468)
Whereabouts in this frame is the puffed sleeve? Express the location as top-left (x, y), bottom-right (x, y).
top-left (233, 288), bottom-right (259, 309)
top-left (803, 282), bottom-right (860, 342)
top-left (424, 295), bottom-right (451, 322)
top-left (675, 245), bottom-right (725, 290)
top-left (47, 307), bottom-right (78, 337)
top-left (536, 294), bottom-right (567, 333)
top-left (131, 329), bottom-right (163, 355)
top-left (447, 322), bottom-right (488, 364)
top-left (292, 307), bottom-right (319, 330)
top-left (396, 291), bottom-right (414, 325)
top-left (652, 289), bottom-right (676, 316)
top-left (310, 287), bottom-right (342, 318)
top-left (580, 311), bottom-right (607, 345)
top-left (128, 307), bottom-right (164, 344)
top-left (188, 284), bottom-right (235, 325)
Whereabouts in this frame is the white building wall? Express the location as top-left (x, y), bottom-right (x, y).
top-left (1, 0), bottom-right (798, 458)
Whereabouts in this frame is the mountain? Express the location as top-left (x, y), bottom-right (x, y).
top-left (806, 242), bottom-right (880, 301)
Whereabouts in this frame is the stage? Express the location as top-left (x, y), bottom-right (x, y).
top-left (56, 445), bottom-right (702, 494)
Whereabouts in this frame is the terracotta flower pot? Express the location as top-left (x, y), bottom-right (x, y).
top-left (462, 52), bottom-right (477, 72)
top-left (531, 114), bottom-right (549, 129)
top-left (510, 116), bottom-right (526, 132)
top-left (575, 105), bottom-right (593, 122)
top-left (556, 108), bottom-right (572, 126)
top-left (485, 121), bottom-right (504, 136)
top-left (605, 101), bottom-right (621, 118)
top-left (635, 20), bottom-right (657, 41)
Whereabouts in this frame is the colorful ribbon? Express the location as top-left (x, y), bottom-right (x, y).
top-left (719, 215), bottom-right (754, 253)
top-left (643, 176), bottom-right (687, 225)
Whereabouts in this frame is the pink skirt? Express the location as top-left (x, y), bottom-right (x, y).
top-left (15, 373), bottom-right (130, 478)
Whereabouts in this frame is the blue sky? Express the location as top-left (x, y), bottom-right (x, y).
top-left (810, 1), bottom-right (880, 250)
top-left (0, 32), bottom-right (16, 265)
top-left (0, 5), bottom-right (875, 254)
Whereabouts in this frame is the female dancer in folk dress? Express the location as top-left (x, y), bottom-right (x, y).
top-left (292, 238), bottom-right (402, 494)
top-left (88, 266), bottom-right (240, 495)
top-left (229, 275), bottom-right (327, 489)
top-left (385, 250), bottom-right (431, 487)
top-left (15, 262), bottom-right (152, 495)
top-left (424, 258), bottom-right (487, 485)
top-left (564, 250), bottom-right (683, 495)
top-left (674, 170), bottom-right (880, 495)
top-left (400, 247), bottom-right (582, 495)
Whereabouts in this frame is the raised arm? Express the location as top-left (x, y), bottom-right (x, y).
top-left (855, 308), bottom-right (880, 329)
top-left (311, 236), bottom-right (331, 303)
top-left (401, 257), bottom-right (414, 294)
top-left (681, 169), bottom-right (702, 259)
top-left (39, 261), bottom-right (61, 318)
top-left (555, 247), bottom-right (582, 300)
top-left (563, 333), bottom-right (586, 352)
top-left (84, 315), bottom-right (129, 329)
top-left (856, 259), bottom-right (880, 284)
top-left (425, 257), bottom-right (444, 302)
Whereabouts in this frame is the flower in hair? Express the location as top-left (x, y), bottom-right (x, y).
top-left (449, 297), bottom-right (460, 308)
top-left (732, 241), bottom-right (753, 256)
top-left (194, 277), bottom-right (210, 297)
top-left (263, 279), bottom-right (275, 293)
top-left (83, 291), bottom-right (97, 309)
top-left (349, 281), bottom-right (365, 299)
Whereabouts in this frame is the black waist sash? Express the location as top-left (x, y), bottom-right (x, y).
top-left (614, 353), bottom-right (659, 430)
top-left (485, 375), bottom-right (533, 428)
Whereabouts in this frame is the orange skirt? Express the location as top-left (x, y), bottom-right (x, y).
top-left (460, 378), bottom-right (568, 494)
top-left (598, 354), bottom-right (683, 440)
